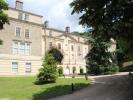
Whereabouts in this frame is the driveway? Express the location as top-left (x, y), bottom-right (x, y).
top-left (49, 73), bottom-right (133, 100)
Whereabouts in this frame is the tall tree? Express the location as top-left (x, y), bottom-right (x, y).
top-left (0, 0), bottom-right (9, 44)
top-left (48, 48), bottom-right (64, 64)
top-left (70, 0), bottom-right (133, 67)
top-left (37, 53), bottom-right (58, 84)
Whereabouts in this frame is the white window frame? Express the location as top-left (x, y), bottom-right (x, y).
top-left (12, 62), bottom-right (18, 73)
top-left (15, 27), bottom-right (21, 37)
top-left (12, 41), bottom-right (31, 56)
top-left (25, 63), bottom-right (31, 73)
top-left (13, 41), bottom-right (19, 55)
top-left (19, 42), bottom-right (25, 55)
top-left (24, 29), bottom-right (30, 39)
top-left (25, 42), bottom-right (31, 56)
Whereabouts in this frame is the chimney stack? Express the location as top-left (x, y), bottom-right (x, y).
top-left (44, 21), bottom-right (49, 28)
top-left (15, 0), bottom-right (23, 10)
top-left (65, 26), bottom-right (70, 33)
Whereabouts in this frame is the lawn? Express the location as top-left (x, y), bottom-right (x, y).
top-left (0, 77), bottom-right (91, 100)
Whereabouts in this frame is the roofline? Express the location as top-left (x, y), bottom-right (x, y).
top-left (45, 27), bottom-right (67, 34)
top-left (9, 17), bottom-right (43, 27)
top-left (9, 7), bottom-right (43, 18)
top-left (44, 27), bottom-right (89, 40)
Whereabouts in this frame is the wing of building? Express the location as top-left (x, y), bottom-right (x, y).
top-left (0, 0), bottom-right (90, 76)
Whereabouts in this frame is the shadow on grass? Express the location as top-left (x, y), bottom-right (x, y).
top-left (32, 83), bottom-right (88, 100)
top-left (34, 81), bottom-right (56, 85)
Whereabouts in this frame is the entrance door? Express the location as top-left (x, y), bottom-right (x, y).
top-left (65, 67), bottom-right (70, 75)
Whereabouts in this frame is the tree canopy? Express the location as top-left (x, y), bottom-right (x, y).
top-left (0, 0), bottom-right (9, 29)
top-left (48, 48), bottom-right (64, 64)
top-left (0, 0), bottom-right (9, 44)
top-left (71, 0), bottom-right (133, 66)
top-left (71, 0), bottom-right (133, 38)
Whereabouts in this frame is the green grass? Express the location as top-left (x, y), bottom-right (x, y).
top-left (0, 77), bottom-right (91, 100)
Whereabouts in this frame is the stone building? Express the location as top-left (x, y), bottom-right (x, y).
top-left (0, 0), bottom-right (89, 76)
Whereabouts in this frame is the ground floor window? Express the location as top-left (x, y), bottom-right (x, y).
top-left (12, 62), bottom-right (18, 73)
top-left (26, 63), bottom-right (31, 73)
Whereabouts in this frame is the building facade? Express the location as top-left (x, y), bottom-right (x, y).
top-left (0, 0), bottom-right (89, 76)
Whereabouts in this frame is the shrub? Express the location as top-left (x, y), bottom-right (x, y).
top-left (58, 67), bottom-right (63, 76)
top-left (37, 53), bottom-right (58, 84)
top-left (120, 64), bottom-right (133, 72)
top-left (104, 64), bottom-right (119, 75)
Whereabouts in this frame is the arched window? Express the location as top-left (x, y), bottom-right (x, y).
top-left (65, 67), bottom-right (70, 75)
top-left (73, 67), bottom-right (76, 74)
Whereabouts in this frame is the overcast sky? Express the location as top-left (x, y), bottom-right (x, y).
top-left (5, 0), bottom-right (86, 32)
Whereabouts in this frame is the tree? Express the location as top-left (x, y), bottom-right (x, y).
top-left (85, 34), bottom-right (118, 75)
top-left (48, 47), bottom-right (64, 64)
top-left (37, 53), bottom-right (58, 84)
top-left (70, 0), bottom-right (133, 68)
top-left (0, 0), bottom-right (9, 44)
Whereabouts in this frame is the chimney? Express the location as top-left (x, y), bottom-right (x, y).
top-left (15, 0), bottom-right (23, 10)
top-left (44, 21), bottom-right (49, 28)
top-left (65, 26), bottom-right (70, 33)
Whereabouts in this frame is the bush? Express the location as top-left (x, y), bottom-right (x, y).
top-left (120, 64), bottom-right (133, 72)
top-left (58, 67), bottom-right (63, 76)
top-left (104, 64), bottom-right (119, 75)
top-left (37, 53), bottom-right (58, 84)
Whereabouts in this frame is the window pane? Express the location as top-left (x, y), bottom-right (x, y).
top-left (16, 27), bottom-right (21, 37)
top-left (12, 62), bottom-right (18, 73)
top-left (26, 63), bottom-right (31, 73)
top-left (25, 29), bottom-right (30, 38)
top-left (19, 43), bottom-right (25, 55)
top-left (13, 42), bottom-right (18, 54)
top-left (25, 50), bottom-right (30, 55)
top-left (25, 43), bottom-right (30, 55)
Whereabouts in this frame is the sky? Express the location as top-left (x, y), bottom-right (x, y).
top-left (5, 0), bottom-right (86, 32)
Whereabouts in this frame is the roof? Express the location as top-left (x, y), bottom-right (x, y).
top-left (9, 7), bottom-right (43, 18)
